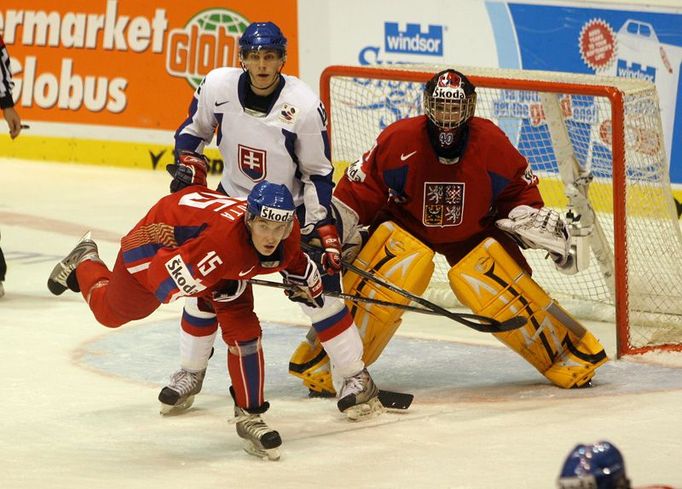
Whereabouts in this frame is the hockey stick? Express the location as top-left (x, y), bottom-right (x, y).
top-left (251, 278), bottom-right (463, 318)
top-left (300, 242), bottom-right (526, 333)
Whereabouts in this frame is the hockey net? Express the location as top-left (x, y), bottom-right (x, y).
top-left (321, 64), bottom-right (682, 357)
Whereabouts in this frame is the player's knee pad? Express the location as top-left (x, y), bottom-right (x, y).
top-left (448, 237), bottom-right (607, 388)
top-left (288, 332), bottom-right (334, 396)
top-left (343, 221), bottom-right (435, 366)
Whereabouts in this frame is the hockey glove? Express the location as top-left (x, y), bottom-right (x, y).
top-left (496, 205), bottom-right (570, 266)
top-left (166, 151), bottom-right (209, 193)
top-left (211, 279), bottom-right (247, 303)
top-left (305, 223), bottom-right (342, 275)
top-left (281, 255), bottom-right (325, 308)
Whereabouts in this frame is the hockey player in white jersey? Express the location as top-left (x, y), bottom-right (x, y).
top-left (161, 21), bottom-right (381, 424)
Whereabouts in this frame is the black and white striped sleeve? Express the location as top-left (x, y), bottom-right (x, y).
top-left (0, 35), bottom-right (16, 109)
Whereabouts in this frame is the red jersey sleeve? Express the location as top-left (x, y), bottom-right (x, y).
top-left (479, 120), bottom-right (544, 218)
top-left (334, 140), bottom-right (390, 225)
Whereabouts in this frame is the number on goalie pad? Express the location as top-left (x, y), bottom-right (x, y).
top-left (289, 221), bottom-right (435, 395)
top-left (448, 238), bottom-right (608, 388)
top-left (343, 221), bottom-right (435, 366)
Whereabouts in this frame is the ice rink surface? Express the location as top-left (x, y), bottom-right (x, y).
top-left (1, 158), bottom-right (681, 489)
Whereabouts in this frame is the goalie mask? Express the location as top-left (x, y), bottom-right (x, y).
top-left (423, 69), bottom-right (476, 159)
top-left (558, 441), bottom-right (630, 489)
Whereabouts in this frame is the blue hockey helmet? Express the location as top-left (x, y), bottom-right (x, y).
top-left (246, 180), bottom-right (295, 237)
top-left (558, 441), bottom-right (630, 489)
top-left (239, 22), bottom-right (287, 57)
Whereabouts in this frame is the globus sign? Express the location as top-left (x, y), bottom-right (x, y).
top-left (166, 8), bottom-right (250, 89)
top-left (0, 0), bottom-right (296, 131)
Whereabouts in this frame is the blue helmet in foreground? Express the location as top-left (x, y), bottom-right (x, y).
top-left (558, 441), bottom-right (630, 489)
top-left (246, 180), bottom-right (295, 227)
top-left (239, 22), bottom-right (287, 56)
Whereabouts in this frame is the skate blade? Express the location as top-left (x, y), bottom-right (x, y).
top-left (343, 397), bottom-right (384, 422)
top-left (242, 441), bottom-right (280, 461)
top-left (159, 395), bottom-right (196, 415)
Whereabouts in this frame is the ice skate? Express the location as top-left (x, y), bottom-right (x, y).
top-left (233, 404), bottom-right (282, 461)
top-left (158, 368), bottom-right (206, 415)
top-left (47, 231), bottom-right (100, 295)
top-left (337, 368), bottom-right (383, 421)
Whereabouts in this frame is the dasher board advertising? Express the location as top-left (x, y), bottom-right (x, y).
top-left (491, 3), bottom-right (682, 184)
top-left (0, 1), bottom-right (298, 131)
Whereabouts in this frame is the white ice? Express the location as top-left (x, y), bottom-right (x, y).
top-left (1, 158), bottom-right (680, 489)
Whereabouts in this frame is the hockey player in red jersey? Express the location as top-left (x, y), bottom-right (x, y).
top-left (291, 69), bottom-right (607, 394)
top-left (47, 181), bottom-right (379, 460)
top-left (337, 70), bottom-right (547, 271)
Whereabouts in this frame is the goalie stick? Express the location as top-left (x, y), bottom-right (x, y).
top-left (378, 390), bottom-right (413, 410)
top-left (299, 243), bottom-right (527, 333)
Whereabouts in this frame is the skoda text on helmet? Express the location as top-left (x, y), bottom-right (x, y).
top-left (238, 21), bottom-right (287, 58)
top-left (246, 180), bottom-right (296, 238)
top-left (423, 69), bottom-right (477, 130)
top-left (558, 441), bottom-right (630, 489)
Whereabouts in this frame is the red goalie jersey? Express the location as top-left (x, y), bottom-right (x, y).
top-left (120, 188), bottom-right (307, 303)
top-left (335, 115), bottom-right (543, 249)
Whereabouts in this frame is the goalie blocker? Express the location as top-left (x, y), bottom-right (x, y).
top-left (449, 237), bottom-right (607, 388)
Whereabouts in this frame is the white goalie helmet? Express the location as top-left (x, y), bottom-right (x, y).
top-left (423, 69), bottom-right (477, 130)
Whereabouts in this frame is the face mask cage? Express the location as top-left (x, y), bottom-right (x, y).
top-left (424, 91), bottom-right (476, 130)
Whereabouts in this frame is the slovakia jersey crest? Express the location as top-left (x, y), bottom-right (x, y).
top-left (423, 182), bottom-right (465, 227)
top-left (238, 144), bottom-right (267, 181)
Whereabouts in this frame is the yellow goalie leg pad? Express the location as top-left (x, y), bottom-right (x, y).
top-left (343, 221), bottom-right (435, 366)
top-left (288, 329), bottom-right (335, 396)
top-left (448, 238), bottom-right (608, 388)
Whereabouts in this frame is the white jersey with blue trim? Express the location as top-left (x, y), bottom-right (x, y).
top-left (175, 67), bottom-right (333, 233)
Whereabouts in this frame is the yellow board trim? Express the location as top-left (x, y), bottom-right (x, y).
top-left (0, 135), bottom-right (222, 171)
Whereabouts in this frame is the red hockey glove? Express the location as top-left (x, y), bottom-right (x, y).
top-left (166, 151), bottom-right (209, 193)
top-left (282, 256), bottom-right (325, 308)
top-left (313, 224), bottom-right (342, 275)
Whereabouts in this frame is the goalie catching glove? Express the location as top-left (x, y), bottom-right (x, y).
top-left (281, 254), bottom-right (325, 308)
top-left (496, 205), bottom-right (570, 266)
top-left (166, 151), bottom-right (209, 193)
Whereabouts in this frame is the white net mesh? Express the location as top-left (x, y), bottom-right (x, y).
top-left (323, 64), bottom-right (682, 354)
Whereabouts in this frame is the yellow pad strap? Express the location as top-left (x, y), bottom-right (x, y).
top-left (343, 221), bottom-right (435, 365)
top-left (288, 338), bottom-right (334, 395)
top-left (449, 238), bottom-right (607, 388)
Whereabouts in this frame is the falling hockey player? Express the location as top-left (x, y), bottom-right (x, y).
top-left (289, 69), bottom-right (608, 395)
top-left (47, 181), bottom-right (382, 460)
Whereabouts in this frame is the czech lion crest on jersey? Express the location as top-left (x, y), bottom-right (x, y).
top-left (238, 144), bottom-right (267, 181)
top-left (423, 182), bottom-right (465, 227)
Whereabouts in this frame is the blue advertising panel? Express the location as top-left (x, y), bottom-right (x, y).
top-left (487, 2), bottom-right (682, 184)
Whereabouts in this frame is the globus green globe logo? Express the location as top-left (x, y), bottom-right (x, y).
top-left (166, 8), bottom-right (249, 89)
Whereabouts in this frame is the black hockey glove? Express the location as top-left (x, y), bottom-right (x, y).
top-left (166, 151), bottom-right (209, 193)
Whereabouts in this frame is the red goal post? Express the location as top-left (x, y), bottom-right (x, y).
top-left (320, 64), bottom-right (682, 357)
